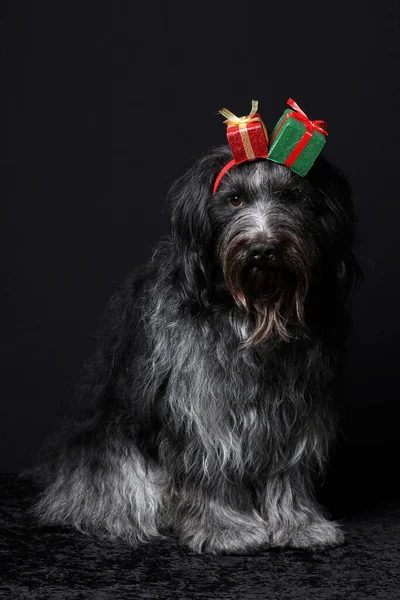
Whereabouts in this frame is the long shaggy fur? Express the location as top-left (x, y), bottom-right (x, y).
top-left (33, 146), bottom-right (361, 554)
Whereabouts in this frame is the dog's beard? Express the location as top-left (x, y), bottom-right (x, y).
top-left (222, 235), bottom-right (313, 346)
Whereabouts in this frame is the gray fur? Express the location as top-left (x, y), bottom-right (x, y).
top-left (33, 148), bottom-right (361, 554)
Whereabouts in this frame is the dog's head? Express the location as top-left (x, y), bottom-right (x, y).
top-left (169, 146), bottom-right (361, 345)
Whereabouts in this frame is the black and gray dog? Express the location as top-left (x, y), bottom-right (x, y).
top-left (34, 146), bottom-right (361, 554)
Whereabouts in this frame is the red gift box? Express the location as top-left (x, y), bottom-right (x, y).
top-left (220, 101), bottom-right (269, 164)
top-left (213, 101), bottom-right (269, 194)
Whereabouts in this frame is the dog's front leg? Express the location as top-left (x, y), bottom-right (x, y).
top-left (259, 468), bottom-right (344, 549)
top-left (173, 485), bottom-right (270, 555)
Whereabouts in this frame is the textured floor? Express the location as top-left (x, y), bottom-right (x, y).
top-left (0, 473), bottom-right (399, 600)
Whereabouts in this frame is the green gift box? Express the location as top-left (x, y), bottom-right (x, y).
top-left (267, 99), bottom-right (328, 176)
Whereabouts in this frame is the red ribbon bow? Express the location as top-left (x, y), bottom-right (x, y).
top-left (285, 98), bottom-right (328, 137)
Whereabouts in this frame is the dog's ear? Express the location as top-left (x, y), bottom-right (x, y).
top-left (168, 147), bottom-right (232, 310)
top-left (308, 156), bottom-right (363, 304)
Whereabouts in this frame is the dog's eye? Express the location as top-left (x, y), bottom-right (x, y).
top-left (228, 195), bottom-right (246, 208)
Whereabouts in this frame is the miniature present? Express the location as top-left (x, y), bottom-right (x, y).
top-left (268, 99), bottom-right (328, 176)
top-left (219, 100), bottom-right (269, 164)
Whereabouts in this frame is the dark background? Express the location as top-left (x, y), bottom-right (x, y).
top-left (1, 2), bottom-right (399, 511)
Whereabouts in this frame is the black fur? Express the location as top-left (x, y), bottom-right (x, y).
top-left (33, 146), bottom-right (361, 554)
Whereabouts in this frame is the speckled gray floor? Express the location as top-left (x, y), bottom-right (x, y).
top-left (1, 473), bottom-right (399, 599)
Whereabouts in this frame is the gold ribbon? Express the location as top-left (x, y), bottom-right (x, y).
top-left (219, 99), bottom-right (259, 126)
top-left (219, 100), bottom-right (269, 161)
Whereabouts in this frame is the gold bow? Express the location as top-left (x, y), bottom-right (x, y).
top-left (219, 99), bottom-right (260, 126)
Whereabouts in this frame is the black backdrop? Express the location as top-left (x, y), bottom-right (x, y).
top-left (1, 1), bottom-right (399, 505)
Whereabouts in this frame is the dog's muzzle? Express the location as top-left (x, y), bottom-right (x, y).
top-left (248, 241), bottom-right (282, 269)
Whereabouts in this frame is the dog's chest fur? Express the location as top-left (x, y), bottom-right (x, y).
top-left (143, 294), bottom-right (323, 480)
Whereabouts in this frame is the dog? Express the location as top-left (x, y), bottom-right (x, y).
top-left (33, 146), bottom-right (361, 554)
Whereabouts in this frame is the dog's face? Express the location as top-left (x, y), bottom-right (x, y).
top-left (169, 146), bottom-right (359, 345)
top-left (210, 160), bottom-right (320, 343)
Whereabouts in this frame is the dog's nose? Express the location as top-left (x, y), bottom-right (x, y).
top-left (248, 242), bottom-right (278, 267)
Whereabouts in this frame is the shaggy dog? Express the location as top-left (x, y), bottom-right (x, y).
top-left (34, 146), bottom-right (361, 554)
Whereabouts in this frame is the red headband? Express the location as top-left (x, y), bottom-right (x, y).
top-left (213, 98), bottom-right (328, 191)
top-left (212, 159), bottom-right (237, 194)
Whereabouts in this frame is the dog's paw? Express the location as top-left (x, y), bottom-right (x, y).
top-left (180, 516), bottom-right (270, 555)
top-left (282, 519), bottom-right (344, 549)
